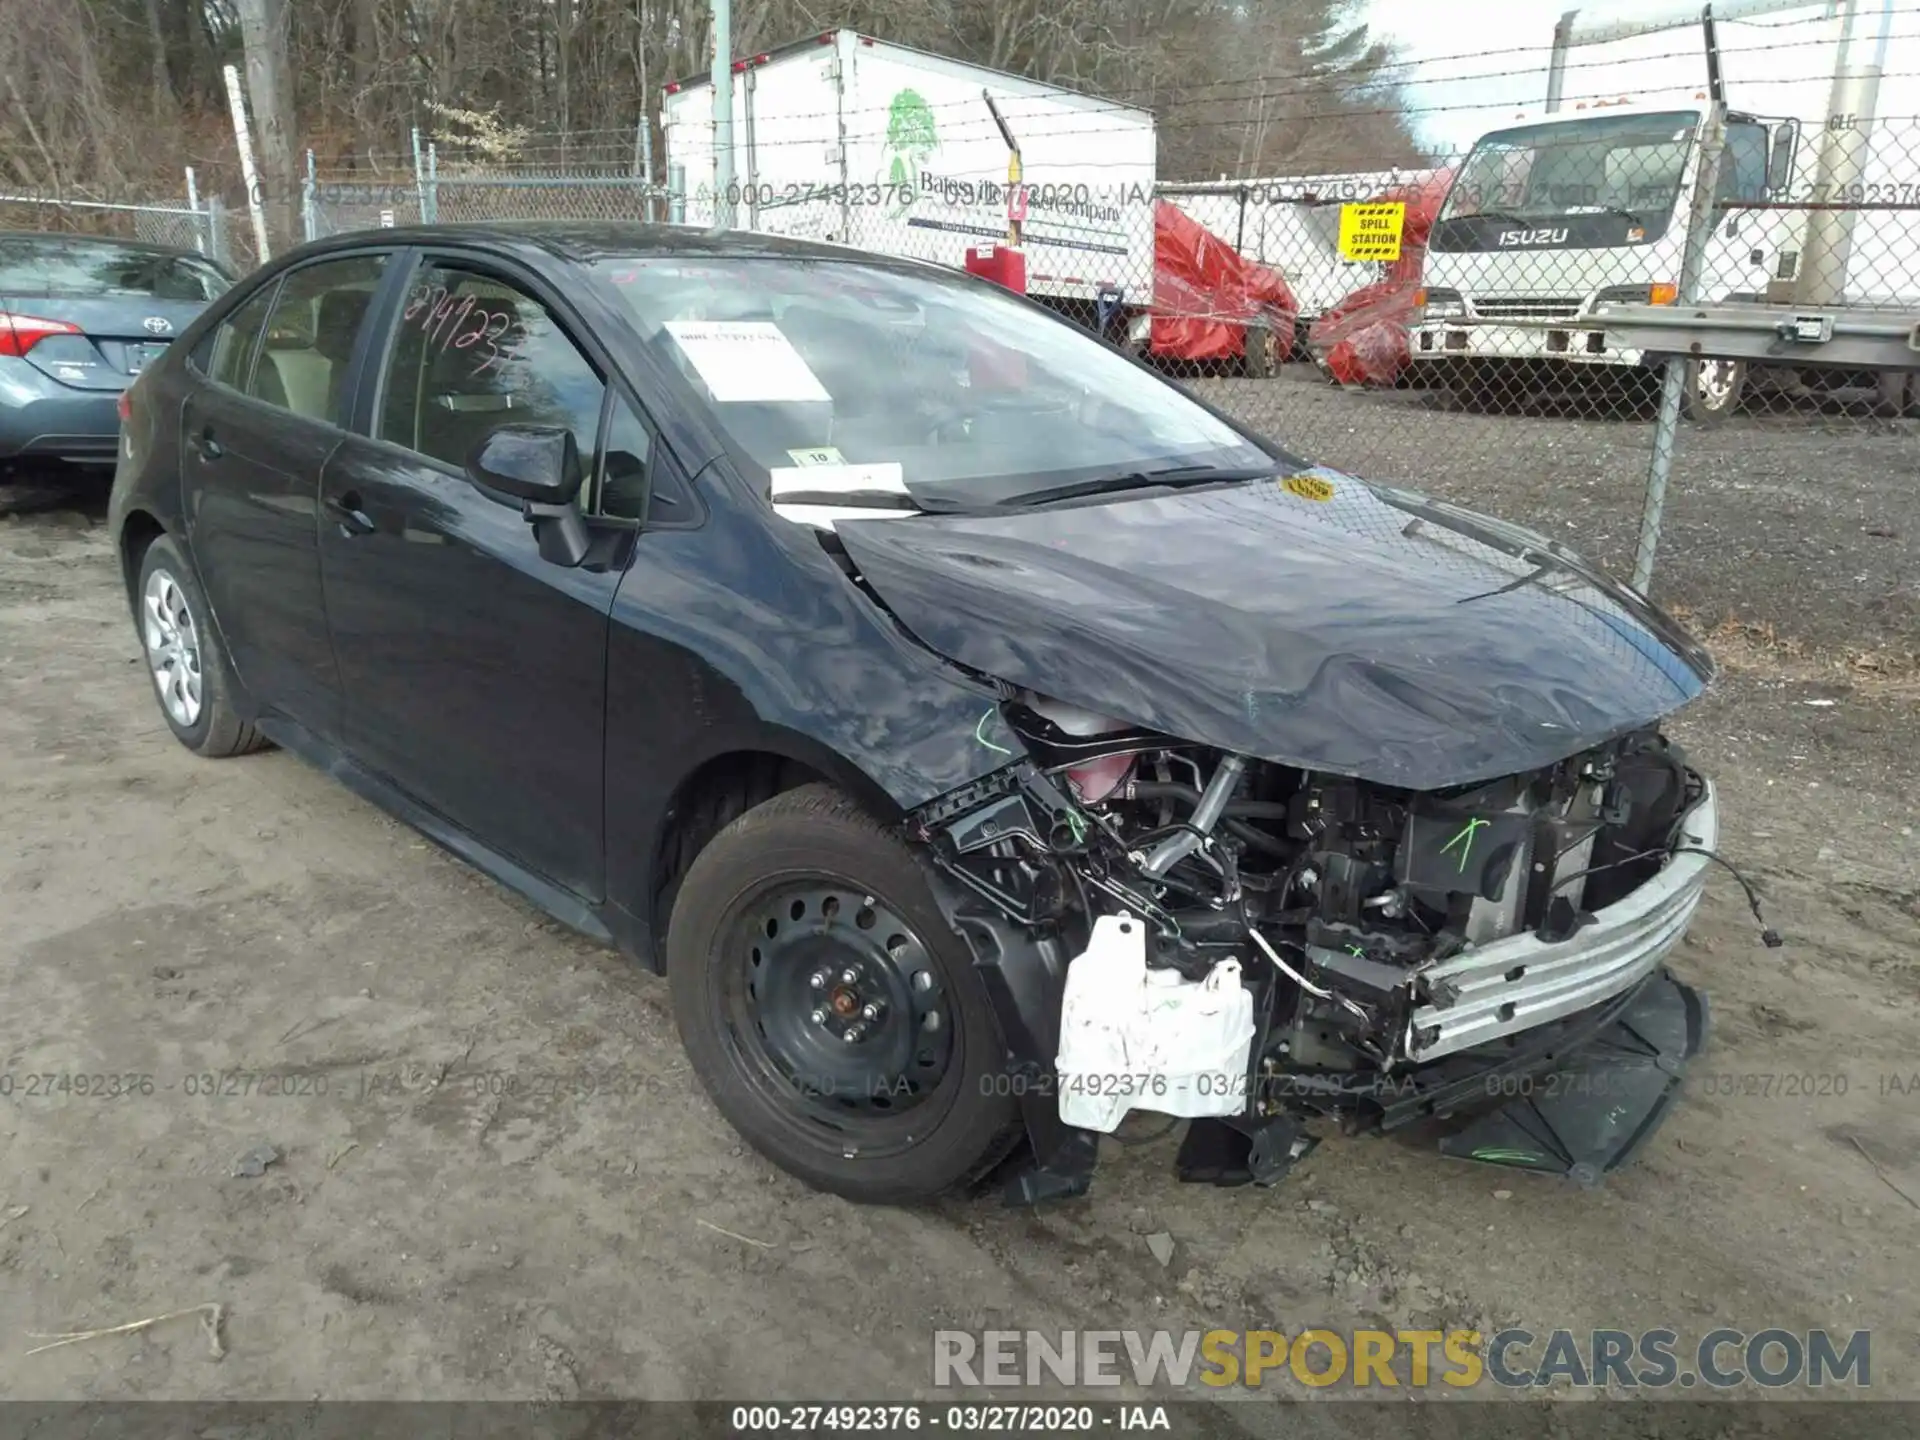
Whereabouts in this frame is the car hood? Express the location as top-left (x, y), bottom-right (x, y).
top-left (834, 469), bottom-right (1714, 792)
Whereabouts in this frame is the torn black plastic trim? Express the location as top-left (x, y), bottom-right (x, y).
top-left (921, 866), bottom-right (1101, 1206)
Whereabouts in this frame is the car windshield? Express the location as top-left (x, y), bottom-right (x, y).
top-left (592, 255), bottom-right (1277, 509)
top-left (0, 236), bottom-right (231, 301)
top-left (1437, 110), bottom-right (1699, 234)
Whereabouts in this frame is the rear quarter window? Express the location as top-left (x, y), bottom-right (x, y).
top-left (197, 283), bottom-right (281, 391)
top-left (0, 238), bottom-right (229, 301)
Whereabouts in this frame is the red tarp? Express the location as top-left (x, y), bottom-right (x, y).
top-left (1150, 200), bottom-right (1298, 363)
top-left (1307, 168), bottom-right (1455, 386)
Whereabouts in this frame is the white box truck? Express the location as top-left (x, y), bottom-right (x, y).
top-left (1407, 0), bottom-right (1920, 415)
top-left (661, 32), bottom-right (1157, 329)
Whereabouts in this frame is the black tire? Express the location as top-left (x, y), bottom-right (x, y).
top-left (1241, 324), bottom-right (1279, 378)
top-left (1444, 358), bottom-right (1499, 412)
top-left (1684, 357), bottom-right (1746, 422)
top-left (666, 783), bottom-right (1020, 1204)
top-left (134, 534), bottom-right (270, 758)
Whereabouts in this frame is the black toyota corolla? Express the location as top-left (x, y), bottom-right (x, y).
top-left (110, 222), bottom-right (1749, 1207)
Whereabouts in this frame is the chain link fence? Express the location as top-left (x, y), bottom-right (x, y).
top-left (307, 169), bottom-right (671, 237)
top-left (432, 174), bottom-right (670, 226)
top-left (306, 133), bottom-right (670, 242)
top-left (0, 192), bottom-right (229, 269)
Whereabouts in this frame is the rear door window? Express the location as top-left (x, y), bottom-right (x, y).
top-left (248, 254), bottom-right (389, 423)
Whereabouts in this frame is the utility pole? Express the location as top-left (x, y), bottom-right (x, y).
top-left (631, 3), bottom-right (658, 218)
top-left (1803, 0), bottom-right (1890, 307)
top-left (710, 0), bottom-right (735, 229)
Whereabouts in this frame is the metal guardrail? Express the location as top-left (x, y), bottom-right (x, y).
top-left (1595, 301), bottom-right (1920, 369)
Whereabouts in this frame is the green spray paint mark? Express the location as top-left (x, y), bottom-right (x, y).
top-left (1471, 1146), bottom-right (1547, 1167)
top-left (1440, 816), bottom-right (1491, 874)
top-left (974, 708), bottom-right (1012, 756)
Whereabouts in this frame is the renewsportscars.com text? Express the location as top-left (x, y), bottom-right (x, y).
top-left (932, 1327), bottom-right (1871, 1391)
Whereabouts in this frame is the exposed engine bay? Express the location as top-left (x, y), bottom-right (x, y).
top-left (908, 690), bottom-right (1742, 1201)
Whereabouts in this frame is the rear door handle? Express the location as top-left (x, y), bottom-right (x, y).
top-left (325, 491), bottom-right (377, 537)
top-left (191, 426), bottom-right (223, 460)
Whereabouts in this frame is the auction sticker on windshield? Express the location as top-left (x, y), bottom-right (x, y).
top-left (663, 320), bottom-right (830, 404)
top-left (1281, 473), bottom-right (1337, 502)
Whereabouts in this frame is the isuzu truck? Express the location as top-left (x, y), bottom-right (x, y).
top-left (1408, 0), bottom-right (1920, 416)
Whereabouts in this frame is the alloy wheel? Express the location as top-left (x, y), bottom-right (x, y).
top-left (142, 568), bottom-right (203, 728)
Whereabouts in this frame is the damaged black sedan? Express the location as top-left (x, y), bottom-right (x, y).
top-left (109, 223), bottom-right (1763, 1207)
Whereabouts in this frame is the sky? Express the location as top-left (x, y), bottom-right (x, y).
top-left (1362, 0), bottom-right (1920, 155)
top-left (1362, 0), bottom-right (1568, 151)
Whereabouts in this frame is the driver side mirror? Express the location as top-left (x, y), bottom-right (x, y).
top-left (466, 423), bottom-right (583, 505)
top-left (465, 423), bottom-right (592, 568)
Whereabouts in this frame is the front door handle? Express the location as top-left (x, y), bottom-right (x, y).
top-left (325, 491), bottom-right (377, 537)
top-left (191, 426), bottom-right (223, 460)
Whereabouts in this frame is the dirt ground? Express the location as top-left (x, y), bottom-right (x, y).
top-left (1, 384), bottom-right (1917, 1416)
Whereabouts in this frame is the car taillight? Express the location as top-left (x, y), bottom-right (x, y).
top-left (117, 391), bottom-right (133, 423)
top-left (0, 312), bottom-right (81, 357)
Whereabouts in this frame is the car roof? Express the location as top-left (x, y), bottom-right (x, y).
top-left (289, 220), bottom-right (955, 277)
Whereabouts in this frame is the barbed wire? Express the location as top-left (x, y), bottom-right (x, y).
top-left (624, 77), bottom-right (1920, 162)
top-left (303, 8), bottom-right (1920, 185)
top-left (659, 4), bottom-right (1920, 114)
top-left (541, 8), bottom-right (1920, 137)
top-left (351, 4), bottom-right (1920, 170)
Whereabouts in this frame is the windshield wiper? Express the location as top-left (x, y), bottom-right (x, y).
top-left (1004, 465), bottom-right (1275, 509)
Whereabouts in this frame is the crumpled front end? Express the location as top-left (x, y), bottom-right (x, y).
top-left (906, 694), bottom-right (1735, 1202)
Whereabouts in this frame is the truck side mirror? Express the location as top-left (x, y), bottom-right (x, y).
top-left (1767, 120), bottom-right (1800, 194)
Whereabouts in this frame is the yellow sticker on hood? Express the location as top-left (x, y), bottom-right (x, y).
top-left (1281, 473), bottom-right (1336, 502)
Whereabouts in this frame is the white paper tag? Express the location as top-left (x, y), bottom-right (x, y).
top-left (768, 463), bottom-right (907, 497)
top-left (771, 503), bottom-right (913, 531)
top-left (664, 321), bottom-right (831, 404)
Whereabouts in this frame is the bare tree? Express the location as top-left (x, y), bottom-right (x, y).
top-left (139, 0), bottom-right (176, 116)
top-left (0, 0), bottom-right (1427, 228)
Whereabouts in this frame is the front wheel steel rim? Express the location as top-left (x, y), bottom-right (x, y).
top-left (142, 569), bottom-right (203, 728)
top-left (721, 880), bottom-right (957, 1149)
top-left (1697, 360), bottom-right (1739, 408)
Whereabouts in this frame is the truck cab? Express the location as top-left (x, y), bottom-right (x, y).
top-left (1408, 101), bottom-right (1797, 408)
